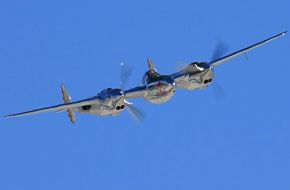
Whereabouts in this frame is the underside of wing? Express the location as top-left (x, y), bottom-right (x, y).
top-left (171, 70), bottom-right (187, 84)
top-left (210, 31), bottom-right (287, 67)
top-left (4, 97), bottom-right (99, 118)
top-left (124, 86), bottom-right (147, 99)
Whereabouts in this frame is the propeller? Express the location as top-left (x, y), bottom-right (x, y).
top-left (209, 41), bottom-right (229, 99)
top-left (211, 80), bottom-right (226, 100)
top-left (120, 62), bottom-right (133, 89)
top-left (176, 61), bottom-right (191, 72)
top-left (176, 61), bottom-right (198, 74)
top-left (210, 41), bottom-right (229, 64)
top-left (124, 99), bottom-right (145, 122)
top-left (120, 62), bottom-right (145, 122)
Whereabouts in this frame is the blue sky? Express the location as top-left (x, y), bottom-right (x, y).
top-left (0, 0), bottom-right (289, 189)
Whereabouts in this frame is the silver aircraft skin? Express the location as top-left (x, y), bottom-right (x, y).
top-left (4, 31), bottom-right (287, 123)
top-left (125, 59), bottom-right (176, 104)
top-left (172, 31), bottom-right (287, 90)
top-left (4, 85), bottom-right (141, 123)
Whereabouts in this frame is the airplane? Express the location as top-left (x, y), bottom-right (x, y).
top-left (4, 31), bottom-right (287, 123)
top-left (171, 31), bottom-right (287, 90)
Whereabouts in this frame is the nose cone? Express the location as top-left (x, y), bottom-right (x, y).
top-left (145, 76), bottom-right (176, 104)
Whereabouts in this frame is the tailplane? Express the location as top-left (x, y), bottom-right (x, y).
top-left (61, 84), bottom-right (76, 123)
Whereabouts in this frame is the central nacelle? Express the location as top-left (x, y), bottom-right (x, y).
top-left (144, 80), bottom-right (176, 104)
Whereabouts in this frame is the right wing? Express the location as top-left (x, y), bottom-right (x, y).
top-left (172, 31), bottom-right (287, 83)
top-left (210, 31), bottom-right (287, 67)
top-left (4, 97), bottom-right (99, 118)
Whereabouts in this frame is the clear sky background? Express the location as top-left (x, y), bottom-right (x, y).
top-left (0, 0), bottom-right (289, 189)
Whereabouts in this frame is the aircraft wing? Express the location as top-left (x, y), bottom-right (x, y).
top-left (210, 31), bottom-right (287, 67)
top-left (124, 86), bottom-right (147, 99)
top-left (4, 97), bottom-right (99, 118)
top-left (171, 70), bottom-right (187, 84)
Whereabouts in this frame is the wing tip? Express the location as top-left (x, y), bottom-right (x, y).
top-left (273, 31), bottom-right (287, 39)
top-left (4, 114), bottom-right (20, 118)
top-left (3, 114), bottom-right (13, 118)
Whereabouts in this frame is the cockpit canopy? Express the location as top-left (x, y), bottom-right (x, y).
top-left (97, 88), bottom-right (112, 97)
top-left (101, 88), bottom-right (112, 93)
top-left (97, 88), bottom-right (124, 100)
top-left (142, 70), bottom-right (161, 84)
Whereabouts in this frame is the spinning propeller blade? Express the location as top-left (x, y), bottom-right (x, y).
top-left (124, 100), bottom-right (145, 123)
top-left (211, 80), bottom-right (226, 100)
top-left (120, 62), bottom-right (145, 122)
top-left (120, 62), bottom-right (133, 89)
top-left (211, 41), bottom-right (229, 63)
top-left (209, 41), bottom-right (229, 99)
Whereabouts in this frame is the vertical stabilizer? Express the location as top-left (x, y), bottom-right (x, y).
top-left (61, 84), bottom-right (76, 123)
top-left (147, 58), bottom-right (157, 71)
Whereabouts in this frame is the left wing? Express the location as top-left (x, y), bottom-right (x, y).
top-left (4, 97), bottom-right (99, 118)
top-left (210, 31), bottom-right (287, 67)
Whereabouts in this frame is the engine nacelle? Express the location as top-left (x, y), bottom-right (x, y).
top-left (175, 64), bottom-right (214, 90)
top-left (80, 88), bottom-right (126, 116)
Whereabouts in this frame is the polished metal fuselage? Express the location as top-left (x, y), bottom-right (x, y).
top-left (142, 71), bottom-right (176, 104)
